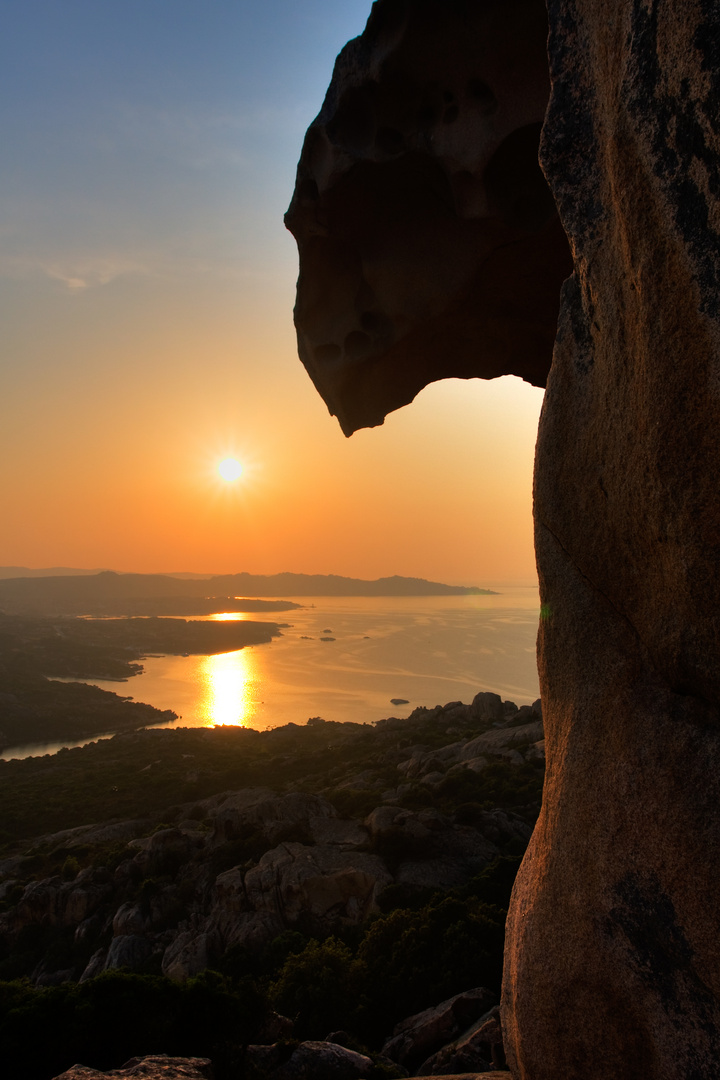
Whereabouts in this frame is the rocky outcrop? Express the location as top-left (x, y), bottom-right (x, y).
top-left (242, 842), bottom-right (392, 929)
top-left (0, 704), bottom-right (537, 988)
top-left (284, 0), bottom-right (572, 435)
top-left (287, 1), bottom-right (720, 1076)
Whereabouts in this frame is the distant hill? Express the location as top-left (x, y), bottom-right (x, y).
top-left (0, 570), bottom-right (496, 615)
top-left (0, 566), bottom-right (110, 578)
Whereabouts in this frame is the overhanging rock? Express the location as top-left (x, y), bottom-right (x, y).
top-left (285, 0), bottom-right (571, 435)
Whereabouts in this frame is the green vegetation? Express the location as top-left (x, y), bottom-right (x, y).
top-left (0, 699), bottom-right (544, 1078)
top-left (267, 860), bottom-right (515, 1045)
top-left (0, 714), bottom-right (542, 851)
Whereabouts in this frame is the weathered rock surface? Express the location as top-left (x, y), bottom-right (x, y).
top-left (287, 0), bottom-right (720, 1076)
top-left (52, 1057), bottom-right (213, 1079)
top-left (285, 0), bottom-right (572, 435)
top-left (502, 3), bottom-right (720, 1078)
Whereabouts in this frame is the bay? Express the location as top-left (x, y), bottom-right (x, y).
top-left (1, 587), bottom-right (540, 759)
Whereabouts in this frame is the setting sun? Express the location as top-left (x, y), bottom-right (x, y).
top-left (218, 457), bottom-right (244, 482)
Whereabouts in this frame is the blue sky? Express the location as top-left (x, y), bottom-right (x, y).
top-left (1, 1), bottom-right (370, 289)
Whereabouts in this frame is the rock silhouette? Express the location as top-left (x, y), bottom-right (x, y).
top-left (284, 0), bottom-right (572, 436)
top-left (287, 1), bottom-right (720, 1077)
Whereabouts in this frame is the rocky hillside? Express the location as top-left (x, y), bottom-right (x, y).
top-left (0, 692), bottom-right (543, 1079)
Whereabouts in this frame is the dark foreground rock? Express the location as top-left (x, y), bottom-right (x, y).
top-left (53, 1057), bottom-right (213, 1079)
top-left (245, 1041), bottom-right (374, 1080)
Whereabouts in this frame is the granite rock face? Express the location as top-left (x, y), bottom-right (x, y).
top-left (285, 0), bottom-right (572, 435)
top-left (287, 1), bottom-right (720, 1077)
top-left (502, 3), bottom-right (720, 1077)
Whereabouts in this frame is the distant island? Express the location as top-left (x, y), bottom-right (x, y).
top-left (0, 570), bottom-right (497, 616)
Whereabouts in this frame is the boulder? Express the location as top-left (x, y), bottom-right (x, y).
top-left (103, 934), bottom-right (152, 972)
top-left (365, 805), bottom-right (500, 884)
top-left (245, 1041), bottom-right (373, 1080)
top-left (382, 987), bottom-right (496, 1072)
top-left (459, 720), bottom-right (543, 757)
top-left (113, 902), bottom-right (151, 937)
top-left (243, 842), bottom-right (392, 929)
top-left (161, 929), bottom-right (216, 981)
top-left (79, 947), bottom-right (107, 982)
top-left (40, 819), bottom-right (146, 853)
top-left (416, 1007), bottom-right (505, 1075)
top-left (308, 817), bottom-right (368, 849)
top-left (52, 1057), bottom-right (213, 1079)
top-left (63, 882), bottom-right (112, 926)
top-left (445, 756), bottom-right (489, 779)
top-left (468, 692), bottom-right (504, 723)
top-left (128, 828), bottom-right (197, 876)
top-left (210, 789), bottom-right (336, 845)
top-left (13, 876), bottom-right (62, 926)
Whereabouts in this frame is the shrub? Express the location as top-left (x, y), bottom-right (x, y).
top-left (269, 938), bottom-right (358, 1038)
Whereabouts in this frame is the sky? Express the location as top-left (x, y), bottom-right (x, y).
top-left (0, 0), bottom-right (544, 587)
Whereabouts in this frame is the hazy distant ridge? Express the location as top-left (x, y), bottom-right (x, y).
top-left (0, 566), bottom-right (110, 578)
top-left (0, 570), bottom-right (493, 604)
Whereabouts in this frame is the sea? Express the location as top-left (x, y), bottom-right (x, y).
top-left (1, 587), bottom-right (541, 761)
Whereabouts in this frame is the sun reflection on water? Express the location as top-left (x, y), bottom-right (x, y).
top-left (199, 649), bottom-right (258, 727)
